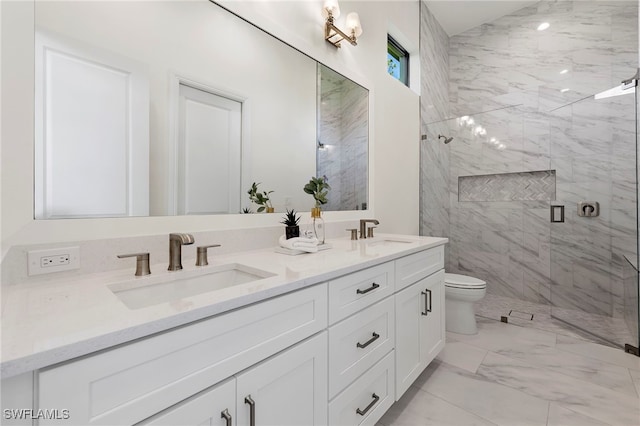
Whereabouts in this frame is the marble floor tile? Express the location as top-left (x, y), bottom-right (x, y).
top-left (630, 369), bottom-right (640, 398)
top-left (477, 293), bottom-right (621, 347)
top-left (453, 322), bottom-right (638, 396)
top-left (546, 403), bottom-right (609, 426)
top-left (476, 351), bottom-right (640, 425)
top-left (435, 340), bottom-right (488, 373)
top-left (556, 334), bottom-right (640, 371)
top-left (378, 385), bottom-right (497, 426)
top-left (383, 312), bottom-right (639, 426)
top-left (414, 360), bottom-right (550, 426)
top-left (447, 318), bottom-right (558, 354)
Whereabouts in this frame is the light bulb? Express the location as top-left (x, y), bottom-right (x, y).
top-left (322, 0), bottom-right (340, 19)
top-left (345, 12), bottom-right (363, 37)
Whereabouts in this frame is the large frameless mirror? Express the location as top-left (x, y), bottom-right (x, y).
top-left (33, 0), bottom-right (368, 219)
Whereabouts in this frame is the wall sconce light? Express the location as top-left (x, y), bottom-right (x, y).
top-left (318, 141), bottom-right (325, 149)
top-left (322, 0), bottom-right (363, 48)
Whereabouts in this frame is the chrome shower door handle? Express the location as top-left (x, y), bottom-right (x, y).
top-left (244, 395), bottom-right (255, 426)
top-left (221, 409), bottom-right (232, 426)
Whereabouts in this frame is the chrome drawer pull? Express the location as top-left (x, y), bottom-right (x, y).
top-left (356, 393), bottom-right (380, 416)
top-left (244, 395), bottom-right (255, 426)
top-left (221, 409), bottom-right (232, 426)
top-left (356, 282), bottom-right (380, 295)
top-left (356, 332), bottom-right (380, 349)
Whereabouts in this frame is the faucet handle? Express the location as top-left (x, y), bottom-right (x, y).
top-left (117, 253), bottom-right (151, 276)
top-left (367, 226), bottom-right (377, 239)
top-left (346, 229), bottom-right (358, 240)
top-left (196, 244), bottom-right (221, 266)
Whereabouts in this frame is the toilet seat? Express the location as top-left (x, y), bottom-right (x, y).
top-left (444, 273), bottom-right (486, 289)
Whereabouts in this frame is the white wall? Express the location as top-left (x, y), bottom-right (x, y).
top-left (0, 0), bottom-right (420, 256)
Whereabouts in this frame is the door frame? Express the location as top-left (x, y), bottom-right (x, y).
top-left (167, 73), bottom-right (251, 215)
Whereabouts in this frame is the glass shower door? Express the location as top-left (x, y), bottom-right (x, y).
top-left (548, 80), bottom-right (638, 350)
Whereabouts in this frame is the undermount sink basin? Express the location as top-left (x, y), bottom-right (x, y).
top-left (365, 238), bottom-right (413, 247)
top-left (109, 263), bottom-right (276, 309)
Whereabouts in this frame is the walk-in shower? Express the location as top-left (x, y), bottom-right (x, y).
top-left (419, 0), bottom-right (639, 354)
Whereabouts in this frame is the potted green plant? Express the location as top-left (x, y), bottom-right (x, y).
top-left (247, 182), bottom-right (275, 213)
top-left (280, 209), bottom-right (301, 239)
top-left (303, 176), bottom-right (331, 215)
top-left (303, 176), bottom-right (330, 243)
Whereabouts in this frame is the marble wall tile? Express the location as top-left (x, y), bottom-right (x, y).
top-left (420, 1), bottom-right (451, 241)
top-left (438, 0), bottom-right (639, 329)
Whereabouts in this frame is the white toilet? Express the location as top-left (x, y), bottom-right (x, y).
top-left (444, 273), bottom-right (487, 335)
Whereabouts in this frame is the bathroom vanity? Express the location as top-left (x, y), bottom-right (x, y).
top-left (1, 235), bottom-right (446, 425)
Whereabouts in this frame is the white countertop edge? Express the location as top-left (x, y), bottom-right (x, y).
top-left (1, 235), bottom-right (447, 378)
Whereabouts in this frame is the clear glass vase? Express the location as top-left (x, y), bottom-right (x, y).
top-left (311, 207), bottom-right (325, 244)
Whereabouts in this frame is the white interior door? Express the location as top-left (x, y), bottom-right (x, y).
top-left (35, 30), bottom-right (149, 219)
top-left (177, 84), bottom-right (242, 215)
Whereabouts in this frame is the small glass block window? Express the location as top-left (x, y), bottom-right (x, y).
top-left (387, 35), bottom-right (409, 86)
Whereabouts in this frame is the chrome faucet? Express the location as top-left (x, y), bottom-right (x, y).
top-left (168, 233), bottom-right (195, 271)
top-left (359, 219), bottom-right (380, 239)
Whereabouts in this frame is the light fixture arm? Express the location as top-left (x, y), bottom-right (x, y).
top-left (324, 11), bottom-right (357, 48)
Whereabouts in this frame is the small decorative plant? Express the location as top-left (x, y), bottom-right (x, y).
top-left (303, 176), bottom-right (331, 208)
top-left (281, 208), bottom-right (301, 227)
top-left (281, 209), bottom-right (301, 239)
top-left (242, 207), bottom-right (253, 214)
top-left (247, 182), bottom-right (274, 213)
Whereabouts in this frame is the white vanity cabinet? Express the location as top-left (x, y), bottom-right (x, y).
top-left (143, 332), bottom-right (327, 426)
top-left (37, 284), bottom-right (327, 425)
top-left (2, 238), bottom-right (448, 426)
top-left (395, 269), bottom-right (445, 399)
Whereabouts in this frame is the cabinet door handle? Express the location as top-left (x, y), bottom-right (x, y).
top-left (221, 408), bottom-right (232, 426)
top-left (244, 395), bottom-right (255, 426)
top-left (356, 282), bottom-right (380, 294)
top-left (356, 393), bottom-right (380, 416)
top-left (421, 289), bottom-right (432, 316)
top-left (356, 332), bottom-right (380, 349)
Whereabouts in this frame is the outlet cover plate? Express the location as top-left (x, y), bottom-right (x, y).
top-left (28, 247), bottom-right (80, 276)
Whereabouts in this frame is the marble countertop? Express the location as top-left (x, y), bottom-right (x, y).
top-left (1, 234), bottom-right (447, 379)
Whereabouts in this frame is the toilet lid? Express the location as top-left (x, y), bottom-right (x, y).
top-left (445, 273), bottom-right (486, 289)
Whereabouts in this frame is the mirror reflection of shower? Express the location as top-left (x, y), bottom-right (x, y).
top-left (438, 134), bottom-right (454, 144)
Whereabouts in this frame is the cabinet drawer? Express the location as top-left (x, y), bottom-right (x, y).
top-left (329, 262), bottom-right (394, 324)
top-left (328, 297), bottom-right (394, 398)
top-left (328, 351), bottom-right (395, 426)
top-left (37, 284), bottom-right (327, 425)
top-left (395, 246), bottom-right (444, 291)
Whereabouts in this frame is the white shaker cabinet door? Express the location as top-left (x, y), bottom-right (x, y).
top-left (142, 378), bottom-right (236, 426)
top-left (395, 269), bottom-right (445, 400)
top-left (235, 332), bottom-right (328, 426)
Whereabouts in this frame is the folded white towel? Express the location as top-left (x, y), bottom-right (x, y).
top-left (278, 235), bottom-right (319, 253)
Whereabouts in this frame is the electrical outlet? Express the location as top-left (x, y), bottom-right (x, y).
top-left (28, 247), bottom-right (80, 276)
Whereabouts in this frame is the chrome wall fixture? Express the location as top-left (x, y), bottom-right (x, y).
top-left (322, 0), bottom-right (363, 48)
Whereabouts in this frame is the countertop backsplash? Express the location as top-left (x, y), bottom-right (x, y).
top-left (1, 220), bottom-right (360, 288)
